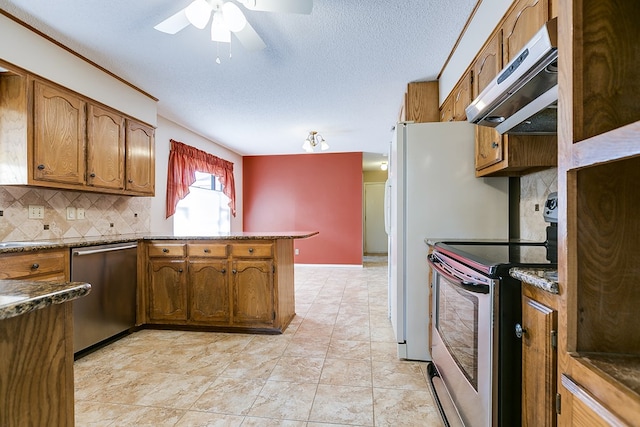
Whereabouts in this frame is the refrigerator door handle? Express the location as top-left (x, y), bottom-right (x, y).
top-left (384, 179), bottom-right (391, 235)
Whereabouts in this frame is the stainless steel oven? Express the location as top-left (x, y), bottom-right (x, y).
top-left (426, 241), bottom-right (554, 427)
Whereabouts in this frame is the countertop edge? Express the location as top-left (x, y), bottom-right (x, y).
top-left (0, 231), bottom-right (320, 254)
top-left (509, 267), bottom-right (559, 294)
top-left (0, 282), bottom-right (91, 320)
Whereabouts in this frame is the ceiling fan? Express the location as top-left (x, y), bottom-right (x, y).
top-left (154, 0), bottom-right (313, 52)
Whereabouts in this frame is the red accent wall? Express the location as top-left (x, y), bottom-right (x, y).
top-left (243, 152), bottom-right (363, 265)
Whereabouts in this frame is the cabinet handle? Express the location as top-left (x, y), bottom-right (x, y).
top-left (37, 164), bottom-right (45, 170)
top-left (204, 249), bottom-right (210, 253)
top-left (178, 268), bottom-right (183, 273)
top-left (128, 179), bottom-right (133, 183)
top-left (232, 269), bottom-right (237, 274)
top-left (89, 173), bottom-right (96, 178)
top-left (515, 323), bottom-right (527, 339)
top-left (492, 142), bottom-right (499, 149)
top-left (31, 263), bottom-right (40, 270)
top-left (221, 268), bottom-right (226, 274)
top-left (162, 248), bottom-right (169, 253)
top-left (248, 248), bottom-right (254, 253)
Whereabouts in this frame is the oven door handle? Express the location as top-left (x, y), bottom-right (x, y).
top-left (428, 254), bottom-right (490, 294)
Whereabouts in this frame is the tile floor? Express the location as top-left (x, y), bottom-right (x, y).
top-left (74, 256), bottom-right (444, 426)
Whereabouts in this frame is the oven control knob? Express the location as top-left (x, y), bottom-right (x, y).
top-left (515, 323), bottom-right (527, 339)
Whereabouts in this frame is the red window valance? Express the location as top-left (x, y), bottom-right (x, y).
top-left (166, 139), bottom-right (236, 218)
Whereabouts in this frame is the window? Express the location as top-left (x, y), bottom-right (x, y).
top-left (173, 171), bottom-right (231, 235)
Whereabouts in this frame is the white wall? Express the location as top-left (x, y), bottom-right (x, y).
top-left (439, 0), bottom-right (513, 105)
top-left (0, 13), bottom-right (156, 125)
top-left (151, 116), bottom-right (243, 235)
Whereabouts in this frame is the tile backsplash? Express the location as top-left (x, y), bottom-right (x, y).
top-left (520, 168), bottom-right (558, 241)
top-left (0, 186), bottom-right (150, 241)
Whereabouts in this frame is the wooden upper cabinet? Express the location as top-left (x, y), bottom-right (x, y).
top-left (452, 69), bottom-right (472, 122)
top-left (87, 104), bottom-right (125, 190)
top-left (404, 81), bottom-right (439, 123)
top-left (32, 80), bottom-right (86, 185)
top-left (441, 70), bottom-right (473, 123)
top-left (440, 95), bottom-right (454, 122)
top-left (473, 31), bottom-right (504, 170)
top-left (502, 0), bottom-right (550, 64)
top-left (125, 120), bottom-right (155, 195)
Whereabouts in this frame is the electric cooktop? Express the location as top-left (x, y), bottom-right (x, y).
top-left (431, 240), bottom-right (555, 277)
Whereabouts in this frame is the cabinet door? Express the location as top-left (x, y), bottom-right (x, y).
top-left (452, 69), bottom-right (472, 121)
top-left (473, 31), bottom-right (504, 170)
top-left (125, 120), bottom-right (155, 195)
top-left (231, 259), bottom-right (274, 326)
top-left (440, 95), bottom-right (454, 122)
top-left (148, 259), bottom-right (187, 321)
top-left (502, 0), bottom-right (549, 64)
top-left (87, 104), bottom-right (125, 190)
top-left (522, 296), bottom-right (557, 427)
top-left (188, 260), bottom-right (230, 324)
top-left (33, 81), bottom-right (86, 185)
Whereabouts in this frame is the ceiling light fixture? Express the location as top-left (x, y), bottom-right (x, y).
top-left (380, 162), bottom-right (388, 171)
top-left (302, 131), bottom-right (329, 153)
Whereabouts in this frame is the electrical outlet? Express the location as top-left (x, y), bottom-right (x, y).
top-left (295, 248), bottom-right (300, 255)
top-left (66, 207), bottom-right (76, 220)
top-left (77, 208), bottom-right (85, 219)
top-left (28, 205), bottom-right (44, 219)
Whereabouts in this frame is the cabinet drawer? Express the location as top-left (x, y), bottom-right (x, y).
top-left (230, 243), bottom-right (273, 258)
top-left (0, 250), bottom-right (66, 280)
top-left (147, 243), bottom-right (186, 258)
top-left (187, 243), bottom-right (228, 258)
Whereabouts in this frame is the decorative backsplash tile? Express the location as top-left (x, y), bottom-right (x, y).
top-left (520, 168), bottom-right (558, 241)
top-left (0, 186), bottom-right (150, 241)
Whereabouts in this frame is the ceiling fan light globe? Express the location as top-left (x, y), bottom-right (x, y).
top-left (185, 0), bottom-right (213, 29)
top-left (222, 2), bottom-right (248, 32)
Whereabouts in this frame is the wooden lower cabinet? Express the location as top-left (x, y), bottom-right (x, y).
top-left (522, 284), bottom-right (558, 427)
top-left (148, 258), bottom-right (188, 322)
top-left (189, 259), bottom-right (230, 324)
top-left (232, 259), bottom-right (274, 327)
top-left (142, 239), bottom-right (294, 333)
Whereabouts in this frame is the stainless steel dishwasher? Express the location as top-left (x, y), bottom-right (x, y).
top-left (71, 242), bottom-right (138, 354)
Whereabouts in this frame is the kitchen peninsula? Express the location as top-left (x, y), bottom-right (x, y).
top-left (0, 279), bottom-right (91, 426)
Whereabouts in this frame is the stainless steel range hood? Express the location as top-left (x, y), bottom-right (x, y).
top-left (466, 18), bottom-right (558, 135)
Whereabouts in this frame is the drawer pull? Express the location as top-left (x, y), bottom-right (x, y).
top-left (492, 141), bottom-right (499, 149)
top-left (31, 263), bottom-right (40, 270)
top-left (178, 268), bottom-right (183, 273)
top-left (248, 248), bottom-right (254, 253)
top-left (128, 179), bottom-right (133, 183)
top-left (204, 249), bottom-right (211, 253)
top-left (37, 164), bottom-right (45, 170)
top-left (221, 268), bottom-right (226, 274)
top-left (162, 248), bottom-right (169, 253)
top-left (232, 269), bottom-right (237, 274)
top-left (89, 173), bottom-right (96, 178)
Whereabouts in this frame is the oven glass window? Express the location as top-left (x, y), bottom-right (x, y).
top-left (436, 275), bottom-right (479, 390)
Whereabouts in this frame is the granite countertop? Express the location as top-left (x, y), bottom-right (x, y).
top-left (0, 280), bottom-right (91, 320)
top-left (0, 231), bottom-right (319, 254)
top-left (510, 267), bottom-right (559, 294)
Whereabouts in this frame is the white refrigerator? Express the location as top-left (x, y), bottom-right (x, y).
top-left (387, 121), bottom-right (509, 361)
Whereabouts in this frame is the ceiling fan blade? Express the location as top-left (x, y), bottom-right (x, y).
top-left (232, 21), bottom-right (266, 51)
top-left (154, 9), bottom-right (191, 34)
top-left (241, 0), bottom-right (313, 14)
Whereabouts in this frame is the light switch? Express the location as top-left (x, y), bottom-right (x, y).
top-left (66, 207), bottom-right (77, 220)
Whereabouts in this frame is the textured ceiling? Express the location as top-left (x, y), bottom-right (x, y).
top-left (0, 0), bottom-right (477, 170)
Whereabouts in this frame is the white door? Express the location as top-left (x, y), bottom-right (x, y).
top-left (364, 182), bottom-right (387, 254)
